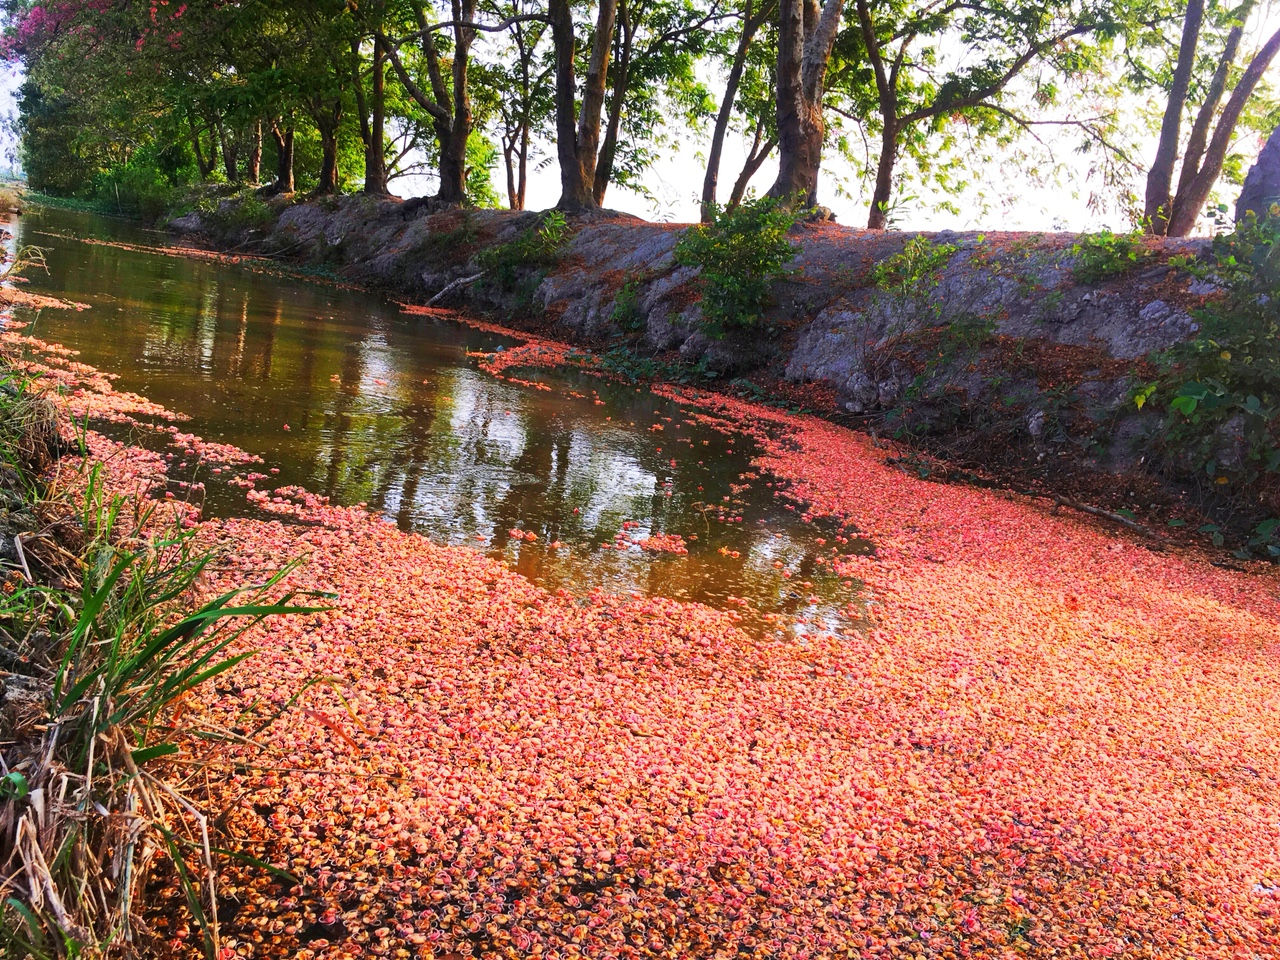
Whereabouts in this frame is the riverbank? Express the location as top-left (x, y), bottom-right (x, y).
top-left (3, 280), bottom-right (1280, 956)
top-left (167, 192), bottom-right (1261, 550)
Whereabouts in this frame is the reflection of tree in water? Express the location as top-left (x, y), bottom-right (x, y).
top-left (15, 208), bottom-right (866, 627)
top-left (316, 338), bottom-right (374, 500)
top-left (489, 418), bottom-right (573, 551)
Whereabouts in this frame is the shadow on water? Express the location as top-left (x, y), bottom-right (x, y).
top-left (6, 206), bottom-right (870, 635)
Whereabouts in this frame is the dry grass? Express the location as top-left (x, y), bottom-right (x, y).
top-left (0, 184), bottom-right (23, 216)
top-left (0, 364), bottom-right (319, 958)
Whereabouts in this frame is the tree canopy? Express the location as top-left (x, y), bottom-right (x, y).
top-left (4, 0), bottom-right (1277, 233)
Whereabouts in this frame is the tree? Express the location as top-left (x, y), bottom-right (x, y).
top-left (380, 0), bottom-right (482, 205)
top-left (837, 0), bottom-right (1111, 229)
top-left (1142, 0), bottom-right (1280, 235)
top-left (591, 0), bottom-right (723, 206)
top-left (350, 0), bottom-right (394, 196)
top-left (479, 0), bottom-right (554, 209)
top-left (548, 0), bottom-right (617, 210)
top-left (701, 0), bottom-right (776, 220)
top-left (766, 0), bottom-right (843, 207)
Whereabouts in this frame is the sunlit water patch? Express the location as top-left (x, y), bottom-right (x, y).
top-left (5, 207), bottom-right (870, 634)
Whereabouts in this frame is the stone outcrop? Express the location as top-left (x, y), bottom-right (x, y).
top-left (1237, 124), bottom-right (1280, 223)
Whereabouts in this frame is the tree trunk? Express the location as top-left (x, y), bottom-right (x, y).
top-left (866, 121), bottom-right (898, 229)
top-left (313, 96), bottom-right (342, 196)
top-left (441, 0), bottom-right (477, 204)
top-left (727, 127), bottom-right (777, 211)
top-left (317, 131), bottom-right (339, 194)
top-left (767, 0), bottom-right (842, 208)
top-left (363, 39), bottom-right (390, 194)
top-left (517, 123), bottom-right (529, 210)
top-left (217, 118), bottom-right (239, 182)
top-left (353, 37), bottom-right (390, 195)
top-left (1144, 0), bottom-right (1205, 234)
top-left (1173, 23), bottom-right (1245, 213)
top-left (593, 0), bottom-right (632, 205)
top-left (271, 123), bottom-right (295, 194)
top-left (550, 0), bottom-right (617, 210)
top-left (189, 114), bottom-right (214, 179)
top-left (549, 0), bottom-right (589, 209)
top-left (702, 0), bottom-right (770, 220)
top-left (246, 121), bottom-right (262, 183)
top-left (437, 127), bottom-right (468, 204)
top-left (1167, 25), bottom-right (1280, 236)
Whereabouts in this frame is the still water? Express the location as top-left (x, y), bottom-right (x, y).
top-left (7, 206), bottom-right (866, 632)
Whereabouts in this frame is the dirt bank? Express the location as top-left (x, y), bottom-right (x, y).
top-left (170, 195), bottom-right (1232, 537)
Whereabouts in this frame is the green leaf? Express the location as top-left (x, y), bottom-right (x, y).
top-left (131, 743), bottom-right (179, 766)
top-left (1, 772), bottom-right (29, 800)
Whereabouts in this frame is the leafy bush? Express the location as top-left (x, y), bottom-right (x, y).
top-left (1071, 229), bottom-right (1153, 283)
top-left (475, 210), bottom-right (571, 301)
top-left (1151, 210), bottom-right (1280, 553)
top-left (674, 196), bottom-right (799, 335)
top-left (870, 234), bottom-right (959, 306)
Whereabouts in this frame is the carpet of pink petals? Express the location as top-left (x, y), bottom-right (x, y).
top-left (8, 320), bottom-right (1280, 959)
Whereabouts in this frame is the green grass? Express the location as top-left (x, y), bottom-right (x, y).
top-left (0, 367), bottom-right (325, 957)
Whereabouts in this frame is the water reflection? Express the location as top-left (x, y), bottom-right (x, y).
top-left (9, 207), bottom-right (868, 633)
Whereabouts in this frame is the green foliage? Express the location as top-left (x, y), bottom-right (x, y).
top-left (1070, 229), bottom-right (1153, 284)
top-left (674, 196), bottom-right (799, 335)
top-left (599, 347), bottom-right (714, 384)
top-left (870, 234), bottom-right (959, 303)
top-left (218, 192), bottom-right (276, 231)
top-left (465, 136), bottom-right (503, 209)
top-left (610, 274), bottom-right (646, 332)
top-left (480, 210), bottom-right (569, 270)
top-left (1151, 212), bottom-right (1280, 554)
top-left (475, 211), bottom-right (571, 304)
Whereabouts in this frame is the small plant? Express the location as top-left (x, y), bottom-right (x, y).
top-left (0, 244), bottom-right (48, 282)
top-left (417, 212), bottom-right (480, 264)
top-left (870, 235), bottom-right (959, 312)
top-left (1071, 229), bottom-right (1152, 283)
top-left (674, 195), bottom-right (799, 335)
top-left (0, 185), bottom-right (22, 214)
top-left (227, 193), bottom-right (274, 230)
top-left (476, 210), bottom-right (572, 301)
top-left (609, 274), bottom-right (645, 332)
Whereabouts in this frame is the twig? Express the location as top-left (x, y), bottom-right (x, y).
top-left (12, 533), bottom-right (32, 583)
top-left (428, 271), bottom-right (485, 305)
top-left (1051, 495), bottom-right (1157, 539)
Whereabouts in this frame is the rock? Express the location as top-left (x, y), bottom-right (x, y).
top-left (1027, 409), bottom-right (1046, 439)
top-left (169, 212), bottom-right (206, 234)
top-left (1237, 124), bottom-right (1280, 223)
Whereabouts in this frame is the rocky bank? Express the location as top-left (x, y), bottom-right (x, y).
top-left (171, 193), bottom-right (1225, 522)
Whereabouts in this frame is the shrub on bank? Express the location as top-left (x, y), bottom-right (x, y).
top-left (674, 196), bottom-right (799, 335)
top-left (1149, 209), bottom-right (1280, 554)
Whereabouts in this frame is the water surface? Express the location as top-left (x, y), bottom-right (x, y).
top-left (7, 206), bottom-right (866, 633)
